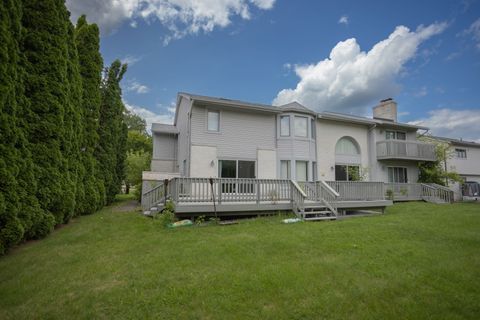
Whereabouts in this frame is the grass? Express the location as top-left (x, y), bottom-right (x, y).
top-left (0, 201), bottom-right (479, 319)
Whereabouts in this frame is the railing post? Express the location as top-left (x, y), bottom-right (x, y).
top-left (256, 180), bottom-right (260, 204)
top-left (217, 179), bottom-right (222, 204)
top-left (164, 179), bottom-right (169, 205)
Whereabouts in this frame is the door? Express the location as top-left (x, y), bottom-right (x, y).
top-left (238, 160), bottom-right (255, 193)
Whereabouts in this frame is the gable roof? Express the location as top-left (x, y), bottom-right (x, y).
top-left (278, 102), bottom-right (317, 116)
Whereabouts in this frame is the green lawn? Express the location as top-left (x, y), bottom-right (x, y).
top-left (1, 201), bottom-right (479, 319)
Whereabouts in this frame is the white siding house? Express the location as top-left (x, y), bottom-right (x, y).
top-left (146, 93), bottom-right (437, 185)
top-left (143, 93), bottom-right (467, 216)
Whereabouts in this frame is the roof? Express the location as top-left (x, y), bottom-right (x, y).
top-left (318, 111), bottom-right (429, 130)
top-left (179, 92), bottom-right (281, 114)
top-left (162, 92), bottom-right (429, 131)
top-left (278, 102), bottom-right (317, 116)
top-left (151, 123), bottom-right (179, 134)
top-left (431, 136), bottom-right (480, 147)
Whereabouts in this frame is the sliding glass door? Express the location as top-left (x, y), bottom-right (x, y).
top-left (219, 160), bottom-right (255, 193)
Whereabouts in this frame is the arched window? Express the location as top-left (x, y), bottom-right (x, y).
top-left (335, 137), bottom-right (360, 155)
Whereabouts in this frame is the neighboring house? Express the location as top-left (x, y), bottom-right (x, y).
top-left (430, 136), bottom-right (480, 200)
top-left (146, 93), bottom-right (435, 185)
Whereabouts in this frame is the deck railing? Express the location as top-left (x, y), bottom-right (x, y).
top-left (291, 181), bottom-right (306, 216)
top-left (326, 181), bottom-right (385, 201)
top-left (384, 183), bottom-right (423, 201)
top-left (170, 177), bottom-right (292, 204)
top-left (141, 180), bottom-right (166, 210)
top-left (141, 177), bottom-right (454, 212)
top-left (422, 183), bottom-right (454, 203)
top-left (376, 140), bottom-right (436, 161)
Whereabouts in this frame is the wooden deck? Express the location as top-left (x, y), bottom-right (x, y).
top-left (141, 178), bottom-right (452, 219)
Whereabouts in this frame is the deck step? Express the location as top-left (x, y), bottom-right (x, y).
top-left (303, 210), bottom-right (331, 215)
top-left (304, 216), bottom-right (337, 221)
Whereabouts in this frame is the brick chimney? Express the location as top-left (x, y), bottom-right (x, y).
top-left (373, 98), bottom-right (397, 122)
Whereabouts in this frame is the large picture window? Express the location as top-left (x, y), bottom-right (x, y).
top-left (388, 167), bottom-right (408, 183)
top-left (294, 116), bottom-right (308, 137)
top-left (335, 165), bottom-right (360, 181)
top-left (207, 110), bottom-right (220, 132)
top-left (280, 115), bottom-right (290, 136)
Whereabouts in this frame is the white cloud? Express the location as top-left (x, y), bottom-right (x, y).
top-left (414, 86), bottom-right (428, 97)
top-left (125, 79), bottom-right (149, 94)
top-left (121, 55), bottom-right (143, 66)
top-left (124, 101), bottom-right (175, 131)
top-left (338, 15), bottom-right (349, 25)
top-left (66, 0), bottom-right (276, 43)
top-left (410, 108), bottom-right (480, 142)
top-left (273, 22), bottom-right (448, 114)
top-left (462, 18), bottom-right (480, 50)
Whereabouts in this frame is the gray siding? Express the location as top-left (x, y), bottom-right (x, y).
top-left (176, 96), bottom-right (192, 175)
top-left (153, 133), bottom-right (176, 160)
top-left (190, 105), bottom-right (276, 159)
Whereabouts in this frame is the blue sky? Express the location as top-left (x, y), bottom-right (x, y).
top-left (66, 0), bottom-right (480, 141)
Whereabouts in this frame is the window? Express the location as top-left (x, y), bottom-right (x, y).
top-left (295, 161), bottom-right (308, 181)
top-left (311, 119), bottom-right (316, 139)
top-left (219, 160), bottom-right (255, 193)
top-left (207, 110), bottom-right (219, 132)
top-left (280, 116), bottom-right (290, 136)
top-left (335, 137), bottom-right (360, 155)
top-left (455, 148), bottom-right (467, 159)
top-left (312, 162), bottom-right (317, 181)
top-left (294, 116), bottom-right (308, 137)
top-left (335, 165), bottom-right (360, 181)
top-left (280, 160), bottom-right (291, 179)
top-left (388, 167), bottom-right (408, 183)
top-left (386, 130), bottom-right (406, 140)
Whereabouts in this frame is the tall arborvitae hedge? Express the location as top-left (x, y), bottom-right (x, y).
top-left (0, 2), bottom-right (129, 254)
top-left (97, 60), bottom-right (128, 204)
top-left (0, 0), bottom-right (24, 253)
top-left (75, 15), bottom-right (105, 213)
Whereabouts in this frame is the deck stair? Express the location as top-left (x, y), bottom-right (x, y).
top-left (300, 204), bottom-right (336, 221)
top-left (421, 183), bottom-right (454, 204)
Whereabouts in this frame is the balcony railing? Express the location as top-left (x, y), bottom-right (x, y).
top-left (376, 140), bottom-right (435, 161)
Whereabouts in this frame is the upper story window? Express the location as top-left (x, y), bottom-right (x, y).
top-left (280, 115), bottom-right (290, 136)
top-left (455, 148), bottom-right (467, 159)
top-left (207, 110), bottom-right (219, 132)
top-left (335, 137), bottom-right (360, 155)
top-left (294, 116), bottom-right (308, 137)
top-left (386, 130), bottom-right (406, 140)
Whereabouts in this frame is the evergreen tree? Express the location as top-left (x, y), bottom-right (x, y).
top-left (21, 0), bottom-right (74, 224)
top-left (75, 15), bottom-right (104, 212)
top-left (97, 60), bottom-right (128, 204)
top-left (0, 0), bottom-right (24, 253)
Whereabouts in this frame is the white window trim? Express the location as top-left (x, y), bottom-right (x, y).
top-left (386, 130), bottom-right (407, 140)
top-left (455, 148), bottom-right (467, 159)
top-left (294, 116), bottom-right (308, 138)
top-left (206, 109), bottom-right (220, 133)
top-left (280, 115), bottom-right (290, 137)
top-left (387, 166), bottom-right (408, 183)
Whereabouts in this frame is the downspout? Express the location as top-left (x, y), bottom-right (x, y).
top-left (368, 124), bottom-right (377, 181)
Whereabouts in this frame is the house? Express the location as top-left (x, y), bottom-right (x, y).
top-left (429, 136), bottom-right (480, 200)
top-left (142, 93), bottom-right (453, 219)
